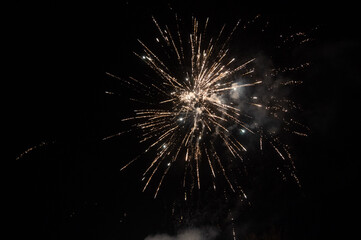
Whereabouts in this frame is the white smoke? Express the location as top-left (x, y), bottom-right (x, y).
top-left (230, 81), bottom-right (245, 100)
top-left (144, 227), bottom-right (218, 240)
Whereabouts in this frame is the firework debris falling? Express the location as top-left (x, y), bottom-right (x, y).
top-left (104, 13), bottom-right (311, 200)
top-left (16, 141), bottom-right (55, 161)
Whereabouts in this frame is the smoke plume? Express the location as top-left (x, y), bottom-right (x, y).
top-left (144, 227), bottom-right (218, 240)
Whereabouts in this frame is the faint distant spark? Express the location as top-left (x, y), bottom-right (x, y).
top-left (105, 15), bottom-right (309, 199)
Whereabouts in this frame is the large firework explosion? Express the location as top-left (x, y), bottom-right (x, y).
top-left (105, 14), bottom-right (310, 201)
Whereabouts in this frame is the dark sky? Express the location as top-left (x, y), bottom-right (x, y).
top-left (11, 0), bottom-right (360, 239)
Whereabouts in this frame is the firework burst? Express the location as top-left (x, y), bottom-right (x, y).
top-left (105, 14), bottom-right (309, 200)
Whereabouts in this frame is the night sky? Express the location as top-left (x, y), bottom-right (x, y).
top-left (11, 0), bottom-right (360, 239)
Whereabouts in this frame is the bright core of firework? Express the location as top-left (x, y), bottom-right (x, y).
top-left (106, 15), bottom-right (308, 199)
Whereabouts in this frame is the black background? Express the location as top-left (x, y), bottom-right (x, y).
top-left (11, 0), bottom-right (360, 239)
